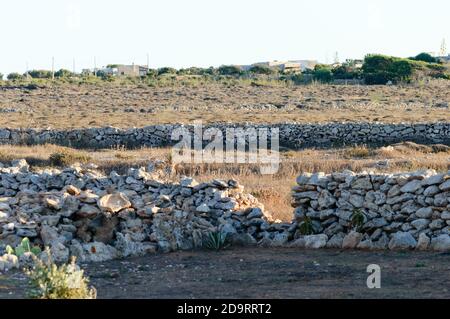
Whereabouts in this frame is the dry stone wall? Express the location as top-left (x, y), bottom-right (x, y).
top-left (0, 159), bottom-right (449, 271)
top-left (0, 122), bottom-right (449, 149)
top-left (291, 170), bottom-right (450, 251)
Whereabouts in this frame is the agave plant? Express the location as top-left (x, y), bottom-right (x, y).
top-left (351, 209), bottom-right (365, 232)
top-left (5, 237), bottom-right (41, 257)
top-left (203, 231), bottom-right (228, 251)
top-left (298, 217), bottom-right (314, 235)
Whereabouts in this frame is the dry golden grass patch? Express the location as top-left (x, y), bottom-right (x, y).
top-left (0, 81), bottom-right (449, 129)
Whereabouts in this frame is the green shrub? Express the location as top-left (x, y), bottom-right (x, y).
top-left (49, 150), bottom-right (91, 167)
top-left (248, 65), bottom-right (276, 75)
top-left (28, 70), bottom-right (53, 79)
top-left (217, 65), bottom-right (242, 76)
top-left (7, 72), bottom-right (24, 81)
top-left (203, 231), bottom-right (228, 250)
top-left (362, 54), bottom-right (443, 84)
top-left (332, 64), bottom-right (362, 79)
top-left (25, 250), bottom-right (96, 299)
top-left (157, 67), bottom-right (177, 75)
top-left (54, 69), bottom-right (73, 78)
top-left (411, 52), bottom-right (439, 64)
top-left (313, 65), bottom-right (333, 83)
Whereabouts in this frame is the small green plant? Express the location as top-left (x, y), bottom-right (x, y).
top-left (203, 231), bottom-right (228, 251)
top-left (351, 209), bottom-right (365, 231)
top-left (25, 248), bottom-right (96, 299)
top-left (5, 237), bottom-right (41, 257)
top-left (298, 217), bottom-right (314, 235)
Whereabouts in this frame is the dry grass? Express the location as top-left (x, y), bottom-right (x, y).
top-left (0, 81), bottom-right (449, 129)
top-left (0, 142), bottom-right (448, 221)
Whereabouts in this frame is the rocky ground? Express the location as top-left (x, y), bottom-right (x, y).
top-left (1, 247), bottom-right (449, 299)
top-left (0, 81), bottom-right (449, 128)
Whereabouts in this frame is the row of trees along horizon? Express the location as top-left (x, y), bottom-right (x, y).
top-left (1, 53), bottom-right (449, 85)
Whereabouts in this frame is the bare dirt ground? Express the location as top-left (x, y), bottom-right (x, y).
top-left (1, 247), bottom-right (449, 299)
top-left (0, 81), bottom-right (449, 129)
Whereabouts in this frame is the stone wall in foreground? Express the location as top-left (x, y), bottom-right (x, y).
top-left (0, 160), bottom-right (449, 271)
top-left (291, 170), bottom-right (450, 251)
top-left (0, 122), bottom-right (449, 149)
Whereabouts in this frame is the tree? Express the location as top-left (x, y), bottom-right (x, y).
top-left (0, 73), bottom-right (3, 80)
top-left (7, 72), bottom-right (24, 81)
top-left (157, 67), bottom-right (177, 75)
top-left (248, 65), bottom-right (276, 75)
top-left (332, 65), bottom-right (361, 80)
top-left (54, 69), bottom-right (73, 78)
top-left (28, 70), bottom-right (52, 79)
top-left (313, 65), bottom-right (333, 82)
top-left (217, 65), bottom-right (242, 76)
top-left (362, 55), bottom-right (415, 84)
top-left (412, 52), bottom-right (439, 64)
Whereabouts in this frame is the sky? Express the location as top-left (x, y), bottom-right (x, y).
top-left (0, 0), bottom-right (449, 75)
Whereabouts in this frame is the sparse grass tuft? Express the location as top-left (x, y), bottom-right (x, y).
top-left (344, 145), bottom-right (371, 158)
top-left (49, 150), bottom-right (92, 166)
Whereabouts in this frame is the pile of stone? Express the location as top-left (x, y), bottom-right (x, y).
top-left (290, 170), bottom-right (450, 251)
top-left (0, 159), bottom-right (274, 270)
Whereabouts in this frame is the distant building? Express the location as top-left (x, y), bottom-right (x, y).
top-left (241, 59), bottom-right (317, 73)
top-left (116, 64), bottom-right (149, 77)
top-left (345, 59), bottom-right (364, 68)
top-left (437, 55), bottom-right (450, 63)
top-left (81, 64), bottom-right (148, 77)
top-left (288, 60), bottom-right (318, 71)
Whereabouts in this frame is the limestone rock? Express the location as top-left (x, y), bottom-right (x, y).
top-left (430, 235), bottom-right (450, 251)
top-left (98, 193), bottom-right (131, 213)
top-left (416, 233), bottom-right (430, 250)
top-left (342, 231), bottom-right (363, 249)
top-left (388, 232), bottom-right (417, 250)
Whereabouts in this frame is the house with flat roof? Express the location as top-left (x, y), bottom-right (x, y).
top-left (116, 64), bottom-right (149, 77)
top-left (242, 59), bottom-right (318, 73)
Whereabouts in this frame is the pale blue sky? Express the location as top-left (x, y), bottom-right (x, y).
top-left (0, 0), bottom-right (448, 75)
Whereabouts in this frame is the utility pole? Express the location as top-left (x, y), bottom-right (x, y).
top-left (147, 53), bottom-right (150, 68)
top-left (94, 56), bottom-right (97, 76)
top-left (25, 62), bottom-right (29, 78)
top-left (52, 56), bottom-right (55, 80)
top-left (440, 38), bottom-right (447, 57)
top-left (73, 58), bottom-right (76, 75)
top-left (334, 51), bottom-right (339, 64)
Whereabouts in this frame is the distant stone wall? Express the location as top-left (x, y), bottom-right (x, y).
top-left (0, 122), bottom-right (449, 149)
top-left (291, 170), bottom-right (450, 251)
